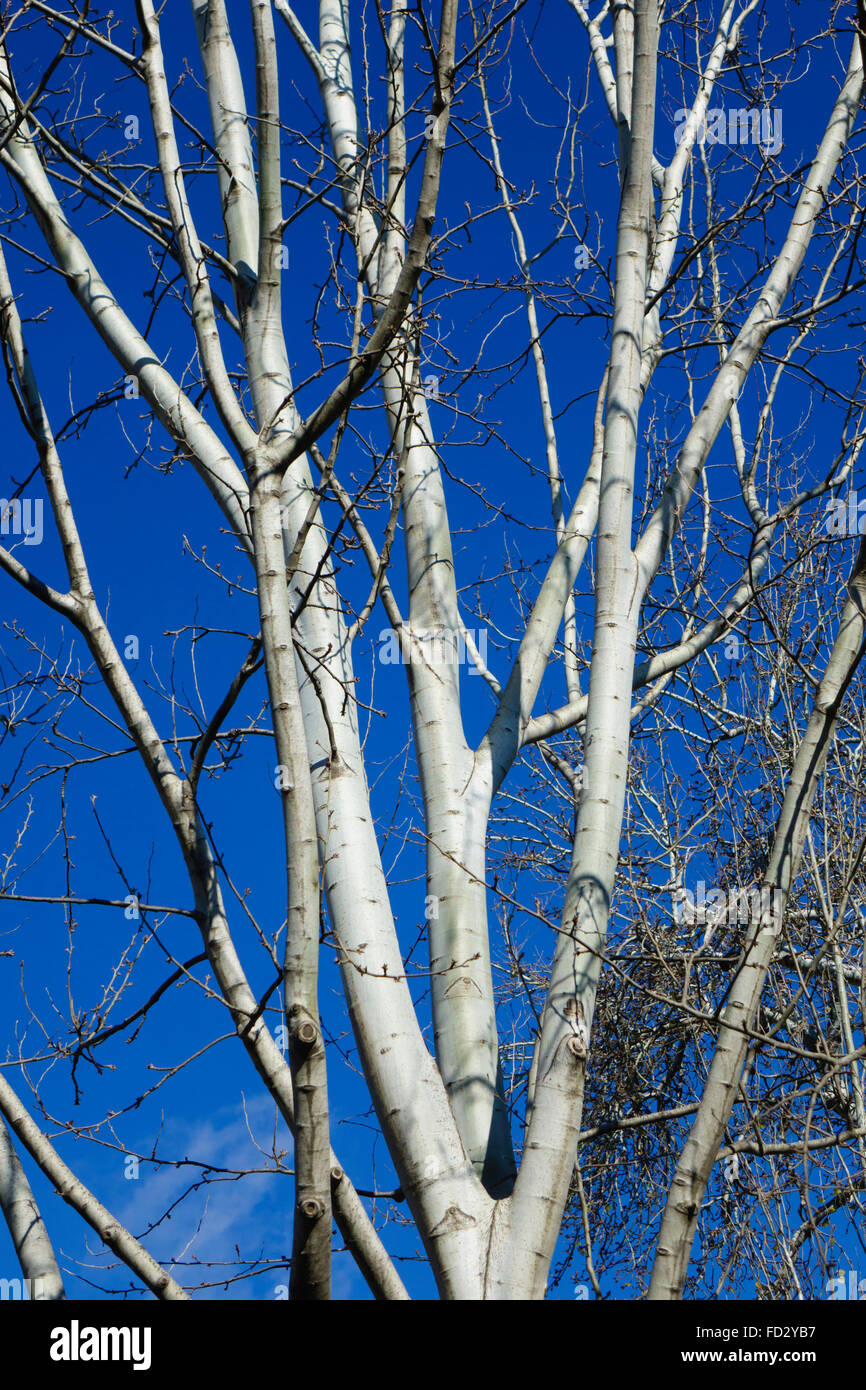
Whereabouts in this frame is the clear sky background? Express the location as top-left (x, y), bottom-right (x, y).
top-left (1, 0), bottom-right (864, 1299)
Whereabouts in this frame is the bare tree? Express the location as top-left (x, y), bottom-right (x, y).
top-left (1, 0), bottom-right (866, 1301)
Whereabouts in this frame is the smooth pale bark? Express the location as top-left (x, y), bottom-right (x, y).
top-left (489, 0), bottom-right (660, 1300)
top-left (611, 0), bottom-right (635, 175)
top-left (5, 8), bottom-right (426, 1299)
top-left (276, 0), bottom-right (515, 1193)
top-left (526, 30), bottom-right (865, 748)
top-left (523, 521), bottom-right (774, 744)
top-left (0, 54), bottom-right (252, 552)
top-left (137, 0), bottom-right (256, 452)
top-left (78, 593), bottom-right (408, 1296)
top-left (392, 383), bottom-right (514, 1192)
top-left (373, 36), bottom-right (514, 1187)
top-left (4, 508), bottom-right (406, 1298)
top-left (649, 539), bottom-right (866, 1298)
top-left (250, 467), bottom-right (331, 1299)
top-left (6, 0), bottom-right (484, 1297)
top-left (0, 232), bottom-right (405, 1301)
top-left (478, 49), bottom-right (581, 703)
top-left (496, 21), bottom-right (865, 1302)
top-left (0, 1117), bottom-right (66, 1300)
top-left (376, 23), bottom-right (508, 1166)
top-left (197, 0), bottom-right (501, 1294)
top-left (635, 36), bottom-right (865, 595)
top-left (271, 0), bottom-right (462, 470)
top-left (639, 0), bottom-right (756, 393)
top-left (243, 0), bottom-right (332, 1299)
top-left (246, 0), bottom-right (296, 449)
top-left (4, 0), bottom-right (860, 1303)
top-left (191, 0), bottom-right (261, 289)
top-left (0, 1075), bottom-right (187, 1300)
top-left (488, 0), bottom-right (757, 760)
top-left (484, 379), bottom-right (607, 787)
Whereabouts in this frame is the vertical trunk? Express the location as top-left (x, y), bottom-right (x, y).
top-left (249, 466), bottom-right (332, 1298)
top-left (245, 0), bottom-right (333, 1298)
top-left (386, 377), bottom-right (515, 1192)
top-left (490, 0), bottom-right (660, 1298)
top-left (649, 540), bottom-right (866, 1299)
top-left (198, 1), bottom-right (496, 1294)
top-left (307, 0), bottom-right (515, 1192)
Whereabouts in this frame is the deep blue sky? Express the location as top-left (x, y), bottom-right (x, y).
top-left (2, 0), bottom-right (864, 1300)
